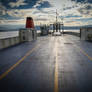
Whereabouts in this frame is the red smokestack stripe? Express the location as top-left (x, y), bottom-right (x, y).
top-left (26, 17), bottom-right (34, 28)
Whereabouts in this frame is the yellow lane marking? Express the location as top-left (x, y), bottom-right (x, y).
top-left (54, 39), bottom-right (59, 92)
top-left (0, 45), bottom-right (40, 80)
top-left (62, 36), bottom-right (92, 61)
top-left (74, 45), bottom-right (92, 61)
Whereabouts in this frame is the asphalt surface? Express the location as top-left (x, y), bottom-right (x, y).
top-left (0, 35), bottom-right (92, 92)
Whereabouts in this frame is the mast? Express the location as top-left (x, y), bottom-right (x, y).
top-left (56, 9), bottom-right (58, 23)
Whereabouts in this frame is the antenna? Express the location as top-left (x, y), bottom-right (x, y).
top-left (56, 9), bottom-right (58, 23)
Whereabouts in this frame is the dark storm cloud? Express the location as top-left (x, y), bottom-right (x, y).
top-left (0, 0), bottom-right (39, 9)
top-left (36, 1), bottom-right (52, 9)
top-left (78, 4), bottom-right (92, 15)
top-left (85, 5), bottom-right (92, 9)
top-left (0, 0), bottom-right (40, 20)
top-left (0, 0), bottom-right (53, 19)
top-left (63, 5), bottom-right (78, 10)
top-left (71, 0), bottom-right (92, 3)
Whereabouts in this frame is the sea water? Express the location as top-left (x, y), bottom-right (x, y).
top-left (0, 31), bottom-right (19, 39)
top-left (0, 29), bottom-right (80, 39)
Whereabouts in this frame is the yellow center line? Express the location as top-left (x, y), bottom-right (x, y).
top-left (74, 45), bottom-right (92, 61)
top-left (0, 45), bottom-right (40, 80)
top-left (54, 39), bottom-right (59, 92)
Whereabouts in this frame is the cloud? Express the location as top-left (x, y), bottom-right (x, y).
top-left (0, 3), bottom-right (6, 10)
top-left (72, 0), bottom-right (92, 3)
top-left (78, 4), bottom-right (92, 16)
top-left (36, 1), bottom-right (52, 9)
top-left (0, 0), bottom-right (92, 26)
top-left (7, 9), bottom-right (25, 18)
top-left (0, 18), bottom-right (25, 25)
top-left (33, 0), bottom-right (42, 8)
top-left (0, 2), bottom-right (6, 16)
top-left (35, 18), bottom-right (48, 21)
top-left (9, 0), bottom-right (27, 8)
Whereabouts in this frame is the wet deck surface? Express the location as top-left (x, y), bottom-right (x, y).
top-left (0, 35), bottom-right (92, 92)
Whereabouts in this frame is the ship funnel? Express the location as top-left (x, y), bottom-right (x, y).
top-left (26, 17), bottom-right (34, 29)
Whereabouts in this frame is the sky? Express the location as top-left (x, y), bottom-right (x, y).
top-left (0, 0), bottom-right (92, 29)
